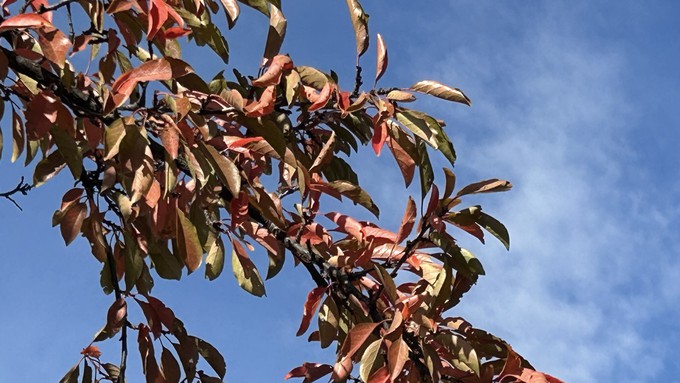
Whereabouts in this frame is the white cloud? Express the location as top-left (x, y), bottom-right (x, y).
top-left (382, 2), bottom-right (680, 382)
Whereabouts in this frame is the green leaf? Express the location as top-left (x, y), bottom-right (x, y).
top-left (434, 332), bottom-right (481, 377)
top-left (359, 339), bottom-right (383, 382)
top-left (104, 118), bottom-right (126, 160)
top-left (476, 212), bottom-right (510, 250)
top-left (237, 0), bottom-right (269, 15)
top-left (205, 237), bottom-right (225, 281)
top-left (318, 296), bottom-right (339, 349)
top-left (196, 338), bottom-right (227, 379)
top-left (296, 66), bottom-right (329, 90)
top-left (395, 109), bottom-right (438, 150)
top-left (325, 180), bottom-right (379, 218)
top-left (148, 242), bottom-right (183, 280)
top-left (33, 150), bottom-right (66, 187)
top-left (429, 232), bottom-right (485, 277)
top-left (123, 232), bottom-right (143, 292)
top-left (231, 240), bottom-right (265, 297)
top-left (198, 141), bottom-right (241, 196)
top-left (415, 137), bottom-right (434, 201)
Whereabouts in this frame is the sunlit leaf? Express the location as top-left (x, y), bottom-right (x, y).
top-left (345, 0), bottom-right (369, 58)
top-left (410, 80), bottom-right (471, 106)
top-left (263, 5), bottom-right (286, 62)
top-left (359, 339), bottom-right (383, 382)
top-left (476, 212), bottom-right (510, 250)
top-left (231, 239), bottom-right (265, 297)
top-left (176, 209), bottom-right (203, 273)
top-left (296, 286), bottom-right (327, 336)
top-left (375, 33), bottom-right (388, 85)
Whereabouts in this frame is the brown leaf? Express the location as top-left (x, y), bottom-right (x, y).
top-left (387, 338), bottom-right (408, 380)
top-left (454, 179), bottom-right (513, 198)
top-left (296, 286), bottom-right (327, 336)
top-left (309, 131), bottom-right (336, 173)
top-left (158, 124), bottom-right (180, 160)
top-left (231, 239), bottom-right (266, 296)
top-left (11, 108), bottom-right (24, 163)
top-left (0, 14), bottom-right (52, 32)
top-left (176, 209), bottom-right (203, 273)
top-left (199, 141), bottom-right (241, 196)
top-left (263, 5), bottom-right (287, 62)
top-left (161, 347), bottom-right (181, 383)
top-left (106, 297), bottom-right (127, 333)
top-left (285, 363), bottom-right (333, 382)
top-left (60, 202), bottom-right (87, 245)
top-left (386, 136), bottom-right (416, 187)
top-left (386, 90), bottom-right (416, 102)
top-left (345, 0), bottom-right (369, 58)
top-left (410, 80), bottom-right (471, 106)
top-left (219, 0), bottom-right (240, 28)
top-left (396, 196), bottom-right (416, 244)
top-left (375, 33), bottom-right (388, 85)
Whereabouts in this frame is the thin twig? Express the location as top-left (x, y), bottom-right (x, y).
top-left (0, 177), bottom-right (32, 211)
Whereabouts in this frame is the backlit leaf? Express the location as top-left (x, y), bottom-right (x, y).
top-left (11, 109), bottom-right (24, 163)
top-left (455, 179), bottom-right (513, 198)
top-left (60, 202), bottom-right (87, 245)
top-left (410, 80), bottom-right (471, 106)
top-left (318, 296), bottom-right (340, 349)
top-left (387, 338), bottom-right (409, 381)
top-left (148, 243), bottom-right (183, 281)
top-left (199, 141), bottom-right (241, 196)
top-left (161, 347), bottom-right (181, 383)
top-left (375, 33), bottom-right (388, 85)
top-left (340, 322), bottom-right (380, 360)
top-left (345, 0), bottom-right (369, 58)
top-left (476, 212), bottom-right (510, 250)
top-left (296, 286), bottom-right (327, 336)
top-left (196, 338), bottom-right (227, 379)
top-left (237, 0), bottom-right (269, 15)
top-left (359, 339), bottom-right (383, 382)
top-left (231, 239), bottom-right (265, 297)
top-left (220, 0), bottom-right (240, 28)
top-left (176, 209), bottom-right (203, 273)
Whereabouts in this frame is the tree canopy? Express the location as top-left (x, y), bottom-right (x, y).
top-left (0, 1), bottom-right (562, 382)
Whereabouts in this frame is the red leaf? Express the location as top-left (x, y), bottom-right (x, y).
top-left (340, 322), bottom-right (381, 360)
top-left (252, 55), bottom-right (294, 87)
top-left (0, 14), bottom-right (51, 32)
top-left (396, 197), bottom-right (416, 244)
top-left (371, 120), bottom-right (388, 156)
top-left (368, 366), bottom-right (390, 383)
top-left (307, 82), bottom-right (332, 112)
top-left (37, 26), bottom-right (71, 67)
top-left (162, 26), bottom-right (192, 39)
top-left (80, 345), bottom-right (102, 358)
top-left (424, 184), bottom-right (439, 218)
top-left (106, 58), bottom-right (192, 114)
top-left (285, 362), bottom-right (333, 382)
top-left (296, 286), bottom-right (327, 336)
top-left (230, 191), bottom-right (249, 229)
top-left (325, 212), bottom-right (364, 241)
top-left (244, 85), bottom-right (276, 117)
top-left (147, 0), bottom-right (184, 40)
top-left (386, 136), bottom-right (415, 187)
top-left (158, 123), bottom-right (180, 160)
top-left (511, 368), bottom-right (565, 383)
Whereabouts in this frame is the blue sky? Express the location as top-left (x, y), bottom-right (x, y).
top-left (1, 1), bottom-right (679, 382)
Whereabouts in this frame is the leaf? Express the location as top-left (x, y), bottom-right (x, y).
top-left (387, 338), bottom-right (409, 381)
top-left (324, 180), bottom-right (379, 218)
top-left (296, 66), bottom-right (328, 90)
top-left (435, 332), bottom-right (481, 377)
top-left (231, 239), bottom-right (266, 296)
top-left (318, 296), bottom-right (340, 349)
top-left (176, 209), bottom-right (203, 273)
top-left (296, 286), bottom-right (327, 336)
top-left (374, 33), bottom-right (388, 85)
top-left (82, 361), bottom-right (93, 383)
top-left (252, 55), bottom-right (293, 87)
top-left (345, 0), bottom-right (369, 58)
top-left (396, 196), bottom-right (416, 244)
top-left (37, 26), bottom-right (71, 68)
top-left (58, 362), bottom-right (80, 383)
top-left (263, 4), bottom-right (286, 62)
top-left (443, 168), bottom-right (456, 200)
top-left (455, 179), bottom-right (513, 198)
top-left (161, 347), bottom-right (181, 383)
top-left (415, 137), bottom-right (434, 201)
top-left (106, 58), bottom-right (193, 113)
top-left (196, 338), bottom-right (227, 379)
top-left (205, 237), bottom-right (225, 280)
top-left (0, 14), bottom-right (52, 32)
top-left (386, 90), bottom-right (415, 102)
top-left (11, 109), bottom-right (24, 163)
top-left (237, 0), bottom-right (269, 15)
top-left (148, 243), bottom-right (183, 280)
top-left (106, 297), bottom-right (127, 334)
top-left (386, 135), bottom-right (416, 187)
top-left (124, 233), bottom-right (144, 292)
top-left (395, 110), bottom-right (438, 149)
top-left (410, 80), bottom-right (471, 106)
top-left (33, 150), bottom-right (66, 187)
top-left (198, 141), bottom-right (241, 196)
top-left (371, 121), bottom-right (387, 156)
top-left (309, 131), bottom-right (336, 173)
top-left (285, 363), bottom-right (333, 382)
top-left (158, 125), bottom-right (180, 160)
top-left (476, 212), bottom-right (510, 250)
top-left (51, 127), bottom-right (82, 180)
top-left (359, 339), bottom-right (383, 382)
top-left (60, 202), bottom-right (87, 245)
top-left (219, 0), bottom-right (240, 28)
top-left (430, 232), bottom-right (485, 277)
top-left (340, 322), bottom-right (380, 360)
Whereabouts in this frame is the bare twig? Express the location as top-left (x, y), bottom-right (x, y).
top-left (0, 177), bottom-right (32, 211)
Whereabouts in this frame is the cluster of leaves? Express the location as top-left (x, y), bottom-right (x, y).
top-left (0, 0), bottom-right (563, 382)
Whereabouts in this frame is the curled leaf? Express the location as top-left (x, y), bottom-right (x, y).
top-left (375, 33), bottom-right (388, 85)
top-left (296, 286), bottom-right (327, 336)
top-left (345, 0), bottom-right (369, 58)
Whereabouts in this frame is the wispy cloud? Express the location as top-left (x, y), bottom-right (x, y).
top-left (385, 2), bottom-right (680, 382)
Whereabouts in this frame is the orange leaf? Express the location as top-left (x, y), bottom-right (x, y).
top-left (308, 82), bottom-right (332, 112)
top-left (0, 14), bottom-right (51, 32)
top-left (296, 286), bottom-right (327, 336)
top-left (244, 85), bottom-right (276, 117)
top-left (374, 33), bottom-right (388, 85)
top-left (80, 345), bottom-right (102, 358)
top-left (106, 58), bottom-right (192, 114)
top-left (147, 0), bottom-right (184, 40)
top-left (325, 212), bottom-right (364, 241)
top-left (162, 26), bottom-right (192, 39)
top-left (252, 55), bottom-right (293, 87)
